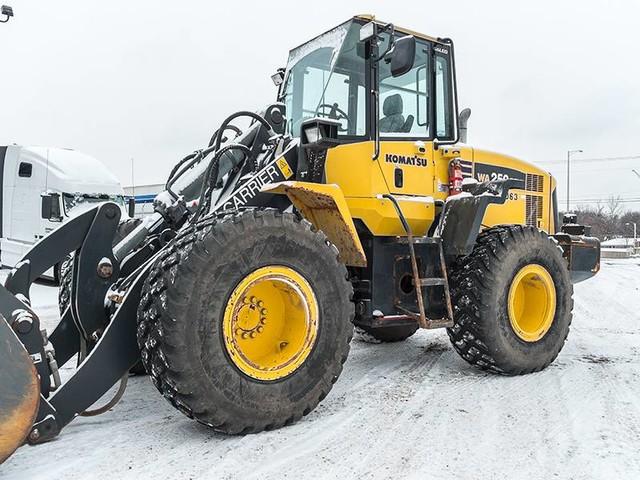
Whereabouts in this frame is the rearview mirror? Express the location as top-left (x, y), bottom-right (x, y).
top-left (390, 35), bottom-right (416, 77)
top-left (41, 193), bottom-right (62, 222)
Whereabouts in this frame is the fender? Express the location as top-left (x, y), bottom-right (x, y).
top-left (436, 178), bottom-right (524, 258)
top-left (262, 181), bottom-right (367, 267)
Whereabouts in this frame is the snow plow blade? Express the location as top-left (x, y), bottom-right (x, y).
top-left (0, 315), bottom-right (40, 464)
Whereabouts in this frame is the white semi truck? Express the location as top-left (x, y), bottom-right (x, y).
top-left (0, 144), bottom-right (129, 280)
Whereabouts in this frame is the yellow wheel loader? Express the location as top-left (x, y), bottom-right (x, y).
top-left (0, 15), bottom-right (600, 460)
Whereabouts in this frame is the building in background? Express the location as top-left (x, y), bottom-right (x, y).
top-left (124, 183), bottom-right (163, 217)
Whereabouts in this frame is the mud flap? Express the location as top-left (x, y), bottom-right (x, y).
top-left (0, 316), bottom-right (39, 464)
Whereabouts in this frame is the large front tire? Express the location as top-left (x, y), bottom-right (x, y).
top-left (137, 209), bottom-right (354, 433)
top-left (447, 225), bottom-right (573, 375)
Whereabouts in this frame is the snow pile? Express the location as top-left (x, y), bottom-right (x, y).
top-left (2, 259), bottom-right (640, 479)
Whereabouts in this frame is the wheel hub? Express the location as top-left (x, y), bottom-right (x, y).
top-left (508, 264), bottom-right (557, 342)
top-left (222, 266), bottom-right (318, 381)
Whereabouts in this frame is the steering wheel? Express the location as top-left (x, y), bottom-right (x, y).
top-left (315, 103), bottom-right (350, 133)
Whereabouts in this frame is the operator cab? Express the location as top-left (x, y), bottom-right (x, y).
top-left (280, 16), bottom-right (458, 146)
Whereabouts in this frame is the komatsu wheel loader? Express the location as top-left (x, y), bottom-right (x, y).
top-left (0, 15), bottom-right (600, 461)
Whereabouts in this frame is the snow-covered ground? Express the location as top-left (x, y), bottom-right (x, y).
top-left (2, 259), bottom-right (640, 480)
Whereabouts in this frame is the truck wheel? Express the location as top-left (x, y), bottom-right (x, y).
top-left (355, 324), bottom-right (418, 343)
top-left (447, 225), bottom-right (573, 375)
top-left (137, 209), bottom-right (354, 433)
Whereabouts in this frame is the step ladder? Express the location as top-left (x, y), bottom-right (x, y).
top-left (380, 194), bottom-right (454, 329)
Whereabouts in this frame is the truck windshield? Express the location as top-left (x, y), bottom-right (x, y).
top-left (62, 193), bottom-right (125, 216)
top-left (282, 20), bottom-right (366, 139)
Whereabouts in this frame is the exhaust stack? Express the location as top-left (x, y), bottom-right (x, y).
top-left (458, 108), bottom-right (471, 144)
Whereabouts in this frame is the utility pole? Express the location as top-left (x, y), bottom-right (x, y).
top-left (566, 149), bottom-right (583, 212)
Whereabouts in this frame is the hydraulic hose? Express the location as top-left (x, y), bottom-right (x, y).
top-left (208, 124), bottom-right (242, 148)
top-left (212, 111), bottom-right (274, 153)
top-left (190, 143), bottom-right (252, 224)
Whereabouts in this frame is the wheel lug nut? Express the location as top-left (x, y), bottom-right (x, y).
top-left (249, 331), bottom-right (257, 339)
top-left (243, 297), bottom-right (250, 304)
top-left (250, 296), bottom-right (258, 305)
top-left (241, 332), bottom-right (248, 339)
top-left (260, 318), bottom-right (267, 325)
top-left (257, 326), bottom-right (264, 333)
top-left (257, 301), bottom-right (264, 307)
top-left (261, 308), bottom-right (268, 315)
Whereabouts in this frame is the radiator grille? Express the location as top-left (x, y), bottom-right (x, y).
top-left (526, 173), bottom-right (544, 192)
top-left (525, 195), bottom-right (543, 226)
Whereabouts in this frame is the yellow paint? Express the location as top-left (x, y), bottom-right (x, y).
top-left (472, 148), bottom-right (552, 232)
top-left (272, 139), bottom-right (555, 243)
top-left (222, 266), bottom-right (318, 381)
top-left (508, 264), bottom-right (557, 342)
top-left (262, 181), bottom-right (367, 267)
top-left (377, 141), bottom-right (432, 194)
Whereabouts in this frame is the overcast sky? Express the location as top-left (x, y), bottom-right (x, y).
top-left (1, 0), bottom-right (639, 211)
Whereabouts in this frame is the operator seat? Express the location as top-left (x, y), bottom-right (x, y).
top-left (379, 94), bottom-right (414, 133)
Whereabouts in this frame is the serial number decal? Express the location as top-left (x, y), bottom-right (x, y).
top-left (221, 163), bottom-right (284, 211)
top-left (385, 153), bottom-right (428, 167)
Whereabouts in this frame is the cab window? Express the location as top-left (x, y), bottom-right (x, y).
top-left (18, 162), bottom-right (32, 178)
top-left (283, 21), bottom-right (367, 139)
top-left (378, 37), bottom-right (430, 138)
top-left (435, 54), bottom-right (454, 139)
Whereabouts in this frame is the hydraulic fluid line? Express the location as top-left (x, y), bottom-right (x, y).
top-left (190, 143), bottom-right (253, 224)
top-left (208, 124), bottom-right (242, 148)
top-left (164, 111), bottom-right (273, 210)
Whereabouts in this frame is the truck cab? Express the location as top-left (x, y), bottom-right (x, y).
top-left (0, 145), bottom-right (127, 278)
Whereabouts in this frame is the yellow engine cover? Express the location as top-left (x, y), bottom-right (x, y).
top-left (323, 140), bottom-right (555, 237)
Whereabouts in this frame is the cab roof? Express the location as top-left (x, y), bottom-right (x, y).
top-left (353, 14), bottom-right (446, 45)
top-left (288, 15), bottom-right (448, 56)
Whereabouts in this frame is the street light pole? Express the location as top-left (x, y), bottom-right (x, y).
top-left (566, 149), bottom-right (583, 212)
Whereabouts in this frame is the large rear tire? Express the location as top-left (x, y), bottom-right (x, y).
top-left (447, 225), bottom-right (573, 375)
top-left (137, 209), bottom-right (354, 433)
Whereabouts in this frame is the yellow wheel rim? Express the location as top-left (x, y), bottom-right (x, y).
top-left (222, 266), bottom-right (318, 381)
top-left (508, 264), bottom-right (557, 342)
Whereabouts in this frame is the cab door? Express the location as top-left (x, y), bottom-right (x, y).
top-left (376, 37), bottom-right (434, 196)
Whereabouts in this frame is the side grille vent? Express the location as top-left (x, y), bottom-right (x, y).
top-left (525, 195), bottom-right (543, 226)
top-left (525, 173), bottom-right (544, 193)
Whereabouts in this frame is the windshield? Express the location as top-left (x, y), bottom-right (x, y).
top-left (62, 192), bottom-right (126, 217)
top-left (282, 20), bottom-right (366, 138)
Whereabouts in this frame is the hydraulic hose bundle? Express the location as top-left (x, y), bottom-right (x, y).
top-left (163, 110), bottom-right (278, 225)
